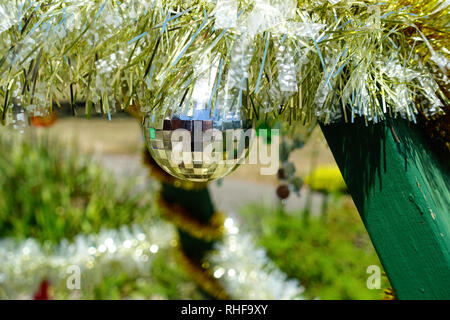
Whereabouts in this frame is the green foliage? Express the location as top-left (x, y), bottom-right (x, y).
top-left (0, 128), bottom-right (391, 300)
top-left (83, 249), bottom-right (207, 300)
top-left (0, 130), bottom-right (153, 244)
top-left (240, 200), bottom-right (390, 300)
top-left (0, 130), bottom-right (207, 299)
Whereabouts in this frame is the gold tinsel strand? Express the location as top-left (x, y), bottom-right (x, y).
top-left (157, 192), bottom-right (225, 241)
top-left (0, 0), bottom-right (448, 127)
top-left (143, 148), bottom-right (225, 240)
top-left (174, 241), bottom-right (230, 300)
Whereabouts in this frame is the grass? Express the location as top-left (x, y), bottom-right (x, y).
top-left (0, 125), bottom-right (389, 300)
top-left (72, 249), bottom-right (207, 300)
top-left (0, 129), bottom-right (206, 299)
top-left (0, 130), bottom-right (153, 244)
top-left (240, 199), bottom-right (390, 300)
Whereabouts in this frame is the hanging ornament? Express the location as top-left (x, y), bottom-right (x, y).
top-left (274, 120), bottom-right (312, 200)
top-left (142, 98), bottom-right (253, 182)
top-left (5, 99), bottom-right (29, 134)
top-left (143, 54), bottom-right (255, 182)
top-left (29, 105), bottom-right (58, 128)
top-left (33, 279), bottom-right (50, 300)
top-left (276, 184), bottom-right (290, 200)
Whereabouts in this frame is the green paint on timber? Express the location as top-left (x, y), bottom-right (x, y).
top-left (161, 183), bottom-right (215, 262)
top-left (321, 118), bottom-right (450, 300)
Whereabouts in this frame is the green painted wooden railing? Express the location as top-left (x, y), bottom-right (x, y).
top-left (321, 118), bottom-right (450, 299)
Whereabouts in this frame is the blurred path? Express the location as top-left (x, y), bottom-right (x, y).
top-left (46, 118), bottom-right (329, 215)
top-left (99, 154), bottom-right (324, 215)
top-left (209, 178), bottom-right (323, 214)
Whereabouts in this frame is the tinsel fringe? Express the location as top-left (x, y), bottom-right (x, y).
top-left (0, 0), bottom-right (448, 127)
top-left (157, 193), bottom-right (225, 242)
top-left (0, 216), bottom-right (305, 299)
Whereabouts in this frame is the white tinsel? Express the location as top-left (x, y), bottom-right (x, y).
top-left (0, 215), bottom-right (305, 300)
top-left (209, 217), bottom-right (304, 300)
top-left (0, 223), bottom-right (174, 299)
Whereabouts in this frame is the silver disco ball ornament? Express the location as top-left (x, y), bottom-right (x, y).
top-left (142, 52), bottom-right (257, 182)
top-left (143, 107), bottom-right (253, 182)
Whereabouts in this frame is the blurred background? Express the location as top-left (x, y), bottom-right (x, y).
top-left (0, 107), bottom-right (391, 300)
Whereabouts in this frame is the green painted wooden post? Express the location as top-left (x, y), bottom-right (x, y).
top-left (321, 118), bottom-right (450, 300)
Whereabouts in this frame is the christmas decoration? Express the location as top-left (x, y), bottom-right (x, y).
top-left (142, 51), bottom-right (254, 181)
top-left (29, 114), bottom-right (58, 128)
top-left (33, 279), bottom-right (50, 300)
top-left (0, 216), bottom-right (304, 300)
top-left (0, 0), bottom-right (447, 182)
top-left (143, 113), bottom-right (252, 181)
top-left (29, 106), bottom-right (58, 128)
top-left (272, 119), bottom-right (312, 200)
top-left (0, 0), bottom-right (447, 126)
top-left (142, 148), bottom-right (303, 299)
top-left (143, 149), bottom-right (228, 297)
top-left (276, 185), bottom-right (290, 200)
top-left (208, 217), bottom-right (304, 299)
top-left (0, 0), bottom-right (448, 300)
top-left (4, 100), bottom-right (28, 134)
top-left (0, 223), bottom-right (174, 299)
top-left (157, 192), bottom-right (225, 241)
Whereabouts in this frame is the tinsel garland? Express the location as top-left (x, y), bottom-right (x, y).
top-left (0, 222), bottom-right (175, 299)
top-left (143, 146), bottom-right (229, 297)
top-left (157, 193), bottom-right (225, 241)
top-left (383, 286), bottom-right (396, 300)
top-left (0, 216), bottom-right (304, 299)
top-left (173, 242), bottom-right (230, 300)
top-left (208, 217), bottom-right (304, 299)
top-left (0, 0), bottom-right (448, 127)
